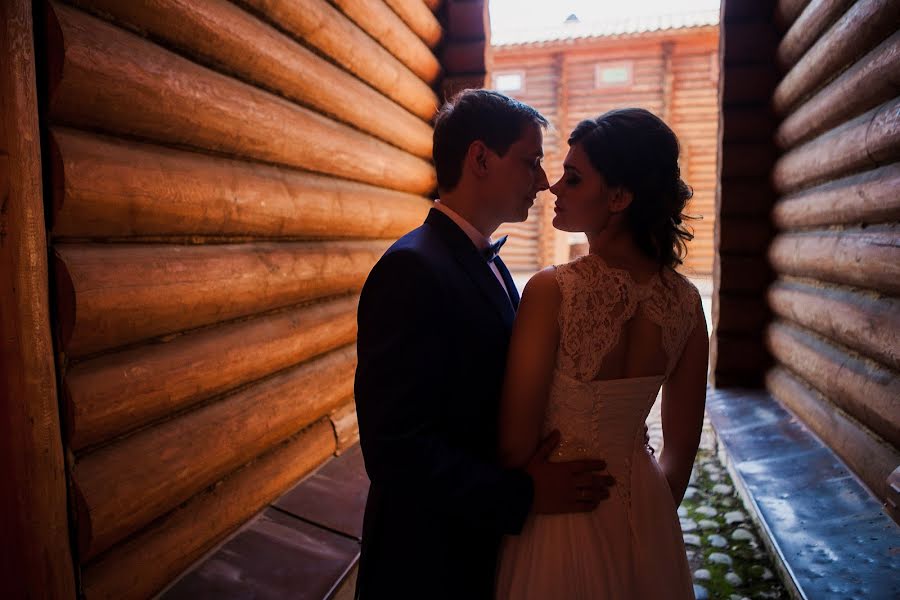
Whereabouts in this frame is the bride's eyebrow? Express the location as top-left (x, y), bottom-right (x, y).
top-left (563, 164), bottom-right (580, 174)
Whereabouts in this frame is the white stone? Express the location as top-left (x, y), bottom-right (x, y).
top-left (680, 518), bottom-right (698, 532)
top-left (699, 519), bottom-right (719, 530)
top-left (708, 552), bottom-right (733, 566)
top-left (725, 511), bottom-right (747, 525)
top-left (703, 463), bottom-right (722, 474)
top-left (693, 584), bottom-right (709, 600)
top-left (761, 568), bottom-right (774, 581)
top-left (713, 483), bottom-right (734, 495)
top-left (707, 534), bottom-right (728, 548)
top-left (731, 528), bottom-right (755, 542)
top-left (709, 473), bottom-right (722, 481)
top-left (678, 506), bottom-right (688, 517)
top-left (725, 572), bottom-right (743, 586)
top-left (696, 505), bottom-right (718, 517)
top-left (683, 486), bottom-right (699, 500)
top-left (683, 533), bottom-right (702, 546)
top-left (693, 569), bottom-right (711, 581)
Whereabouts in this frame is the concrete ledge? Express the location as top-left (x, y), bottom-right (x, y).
top-left (706, 388), bottom-right (900, 599)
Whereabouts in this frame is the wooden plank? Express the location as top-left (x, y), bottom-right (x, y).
top-left (768, 229), bottom-right (900, 294)
top-left (0, 0), bottom-right (76, 595)
top-left (767, 366), bottom-right (900, 504)
top-left (243, 0), bottom-right (437, 120)
top-left (776, 31), bottom-right (900, 150)
top-left (82, 419), bottom-right (335, 600)
top-left (773, 97), bottom-right (900, 194)
top-left (777, 0), bottom-right (855, 71)
top-left (331, 0), bottom-right (440, 83)
top-left (384, 0), bottom-right (443, 47)
top-left (773, 0), bottom-right (900, 115)
top-left (74, 346), bottom-right (354, 560)
top-left (50, 128), bottom-right (431, 239)
top-left (767, 320), bottom-right (900, 448)
top-left (772, 163), bottom-right (900, 228)
top-left (69, 0), bottom-right (432, 158)
top-left (65, 296), bottom-right (358, 451)
top-left (768, 279), bottom-right (900, 372)
top-left (46, 2), bottom-right (435, 195)
top-left (329, 399), bottom-right (360, 454)
top-left (54, 241), bottom-right (386, 357)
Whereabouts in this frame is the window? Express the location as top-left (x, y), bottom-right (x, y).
top-left (494, 71), bottom-right (524, 93)
top-left (594, 62), bottom-right (633, 88)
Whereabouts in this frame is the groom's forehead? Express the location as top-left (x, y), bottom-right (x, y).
top-left (511, 123), bottom-right (545, 154)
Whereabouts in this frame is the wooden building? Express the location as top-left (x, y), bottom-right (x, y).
top-left (0, 0), bottom-right (488, 597)
top-left (488, 12), bottom-right (720, 276)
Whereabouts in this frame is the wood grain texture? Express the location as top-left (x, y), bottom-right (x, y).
top-left (50, 128), bottom-right (431, 239)
top-left (384, 0), bottom-right (443, 47)
top-left (46, 2), bottom-right (435, 194)
top-left (776, 0), bottom-right (855, 71)
top-left (74, 346), bottom-right (355, 560)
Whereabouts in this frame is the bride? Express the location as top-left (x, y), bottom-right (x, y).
top-left (495, 108), bottom-right (708, 599)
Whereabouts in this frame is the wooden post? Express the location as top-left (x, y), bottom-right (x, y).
top-left (0, 0), bottom-right (76, 596)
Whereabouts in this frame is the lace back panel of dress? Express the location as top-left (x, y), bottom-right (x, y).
top-left (555, 256), bottom-right (700, 382)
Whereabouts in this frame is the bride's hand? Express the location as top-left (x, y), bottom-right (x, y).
top-left (525, 430), bottom-right (615, 514)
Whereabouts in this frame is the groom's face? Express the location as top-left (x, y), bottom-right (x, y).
top-left (485, 123), bottom-right (549, 223)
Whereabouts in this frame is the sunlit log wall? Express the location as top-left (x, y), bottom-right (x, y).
top-left (37, 0), bottom-right (477, 596)
top-left (764, 0), bottom-right (900, 509)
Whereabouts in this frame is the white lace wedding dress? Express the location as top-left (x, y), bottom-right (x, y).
top-left (495, 254), bottom-right (703, 600)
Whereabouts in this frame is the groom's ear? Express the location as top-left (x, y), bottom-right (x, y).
top-left (609, 187), bottom-right (633, 213)
top-left (466, 141), bottom-right (491, 178)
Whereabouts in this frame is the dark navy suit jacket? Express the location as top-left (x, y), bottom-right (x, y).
top-left (354, 208), bottom-right (534, 599)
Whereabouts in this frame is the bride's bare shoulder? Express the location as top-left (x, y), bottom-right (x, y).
top-left (520, 266), bottom-right (561, 305)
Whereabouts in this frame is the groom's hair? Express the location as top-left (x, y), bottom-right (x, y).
top-left (432, 89), bottom-right (548, 191)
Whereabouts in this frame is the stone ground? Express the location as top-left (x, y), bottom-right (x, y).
top-left (647, 403), bottom-right (789, 600)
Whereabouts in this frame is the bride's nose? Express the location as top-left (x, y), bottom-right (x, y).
top-left (549, 178), bottom-right (562, 197)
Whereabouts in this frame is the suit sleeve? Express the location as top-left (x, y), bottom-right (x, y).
top-left (354, 249), bottom-right (533, 534)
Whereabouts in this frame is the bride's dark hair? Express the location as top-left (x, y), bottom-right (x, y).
top-left (568, 108), bottom-right (694, 269)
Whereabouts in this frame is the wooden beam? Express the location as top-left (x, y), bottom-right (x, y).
top-left (69, 0), bottom-right (433, 158)
top-left (772, 162), bottom-right (900, 228)
top-left (773, 0), bottom-right (899, 116)
top-left (768, 279), bottom-right (900, 372)
top-left (243, 0), bottom-right (438, 120)
top-left (329, 399), bottom-right (360, 454)
top-left (776, 0), bottom-right (854, 71)
top-left (54, 241), bottom-right (386, 357)
top-left (74, 346), bottom-right (354, 560)
top-left (773, 97), bottom-right (900, 195)
top-left (767, 320), bottom-right (900, 448)
top-left (46, 3), bottom-right (435, 195)
top-left (384, 0), bottom-right (443, 47)
top-left (82, 419), bottom-right (335, 599)
top-left (776, 32), bottom-right (900, 150)
top-left (767, 366), bottom-right (900, 504)
top-left (65, 296), bottom-right (358, 451)
top-left (50, 128), bottom-right (431, 239)
top-left (768, 229), bottom-right (900, 295)
top-left (331, 0), bottom-right (440, 83)
top-left (0, 0), bottom-right (76, 595)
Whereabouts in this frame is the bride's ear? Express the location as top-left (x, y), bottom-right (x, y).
top-left (609, 187), bottom-right (633, 213)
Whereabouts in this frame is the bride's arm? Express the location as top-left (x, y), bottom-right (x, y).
top-left (658, 304), bottom-right (709, 505)
top-left (498, 268), bottom-right (562, 469)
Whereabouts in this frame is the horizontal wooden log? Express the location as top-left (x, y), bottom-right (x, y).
top-left (50, 128), bottom-right (431, 239)
top-left (384, 0), bottom-right (443, 47)
top-left (766, 366), bottom-right (900, 504)
top-left (331, 0), bottom-right (440, 83)
top-left (46, 3), bottom-right (435, 195)
top-left (65, 295), bottom-right (358, 451)
top-left (773, 0), bottom-right (899, 115)
top-left (329, 399), bottom-right (360, 455)
top-left (776, 32), bottom-right (900, 150)
top-left (243, 0), bottom-right (437, 120)
top-left (74, 345), bottom-right (354, 560)
top-left (773, 162), bottom-right (900, 228)
top-left (774, 0), bottom-right (811, 32)
top-left (82, 419), bottom-right (335, 599)
top-left (773, 97), bottom-right (900, 194)
top-left (776, 0), bottom-right (854, 71)
top-left (424, 0), bottom-right (441, 11)
top-left (768, 229), bottom-right (900, 294)
top-left (768, 279), bottom-right (900, 372)
top-left (69, 0), bottom-right (432, 159)
top-left (55, 241), bottom-right (386, 357)
top-left (767, 320), bottom-right (900, 447)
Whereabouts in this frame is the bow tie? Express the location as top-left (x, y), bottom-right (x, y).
top-left (482, 235), bottom-right (508, 262)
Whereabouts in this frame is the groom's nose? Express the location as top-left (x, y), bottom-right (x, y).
top-left (535, 165), bottom-right (549, 192)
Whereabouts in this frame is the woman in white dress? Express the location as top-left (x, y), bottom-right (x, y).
top-left (495, 108), bottom-right (709, 599)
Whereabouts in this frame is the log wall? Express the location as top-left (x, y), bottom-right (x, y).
top-left (490, 26), bottom-right (719, 274)
top-left (35, 0), bottom-right (465, 596)
top-left (718, 0), bottom-right (900, 507)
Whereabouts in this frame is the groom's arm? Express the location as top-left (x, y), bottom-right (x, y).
top-left (354, 249), bottom-right (534, 534)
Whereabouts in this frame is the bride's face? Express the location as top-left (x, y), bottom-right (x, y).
top-left (550, 143), bottom-right (619, 234)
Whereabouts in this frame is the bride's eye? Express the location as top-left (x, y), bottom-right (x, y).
top-left (566, 176), bottom-right (581, 186)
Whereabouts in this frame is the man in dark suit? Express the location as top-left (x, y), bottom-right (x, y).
top-left (354, 90), bottom-right (611, 599)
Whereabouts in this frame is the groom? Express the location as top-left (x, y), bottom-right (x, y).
top-left (354, 90), bottom-right (611, 599)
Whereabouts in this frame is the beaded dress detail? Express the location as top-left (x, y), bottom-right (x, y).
top-left (496, 254), bottom-right (702, 600)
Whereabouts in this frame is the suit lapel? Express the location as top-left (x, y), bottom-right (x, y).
top-left (425, 209), bottom-right (516, 329)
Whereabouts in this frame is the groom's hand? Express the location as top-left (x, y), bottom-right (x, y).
top-left (525, 430), bottom-right (615, 514)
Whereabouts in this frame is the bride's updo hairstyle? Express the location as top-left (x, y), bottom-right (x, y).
top-left (568, 108), bottom-right (694, 269)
